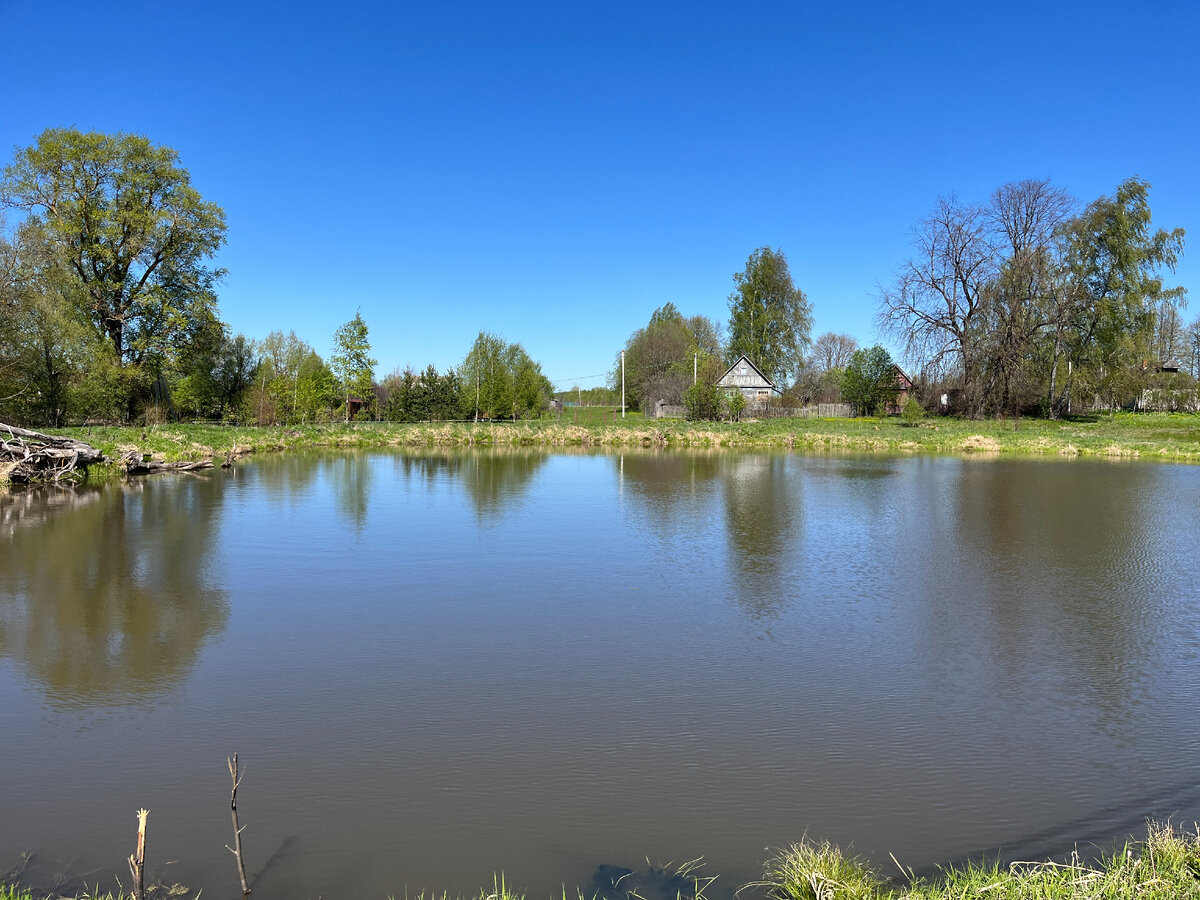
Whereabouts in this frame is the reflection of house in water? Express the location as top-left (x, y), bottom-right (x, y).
top-left (721, 454), bottom-right (799, 620)
top-left (716, 355), bottom-right (781, 403)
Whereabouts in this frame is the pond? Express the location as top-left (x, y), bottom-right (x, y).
top-left (2, 450), bottom-right (1200, 899)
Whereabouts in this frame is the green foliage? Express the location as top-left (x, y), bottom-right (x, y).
top-left (1, 128), bottom-right (227, 419)
top-left (683, 381), bottom-right (721, 420)
top-left (726, 390), bottom-right (747, 421)
top-left (555, 385), bottom-right (620, 406)
top-left (330, 312), bottom-right (377, 421)
top-left (727, 247), bottom-right (812, 385)
top-left (460, 331), bottom-right (552, 420)
top-left (246, 330), bottom-right (336, 424)
top-left (840, 345), bottom-right (898, 415)
top-left (380, 364), bottom-right (463, 422)
top-left (1059, 177), bottom-right (1188, 412)
top-left (617, 305), bottom-right (725, 411)
top-left (900, 395), bottom-right (925, 425)
top-left (649, 301), bottom-right (684, 325)
top-left (172, 326), bottom-right (258, 420)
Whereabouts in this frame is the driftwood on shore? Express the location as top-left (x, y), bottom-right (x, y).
top-left (120, 450), bottom-right (214, 476)
top-left (0, 423), bottom-right (107, 484)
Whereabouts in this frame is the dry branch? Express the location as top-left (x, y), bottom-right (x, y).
top-left (227, 753), bottom-right (252, 898)
top-left (127, 808), bottom-right (148, 900)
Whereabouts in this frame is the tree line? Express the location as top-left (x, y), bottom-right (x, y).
top-left (616, 178), bottom-right (1189, 419)
top-left (3, 128), bottom-right (1190, 427)
top-left (0, 129), bottom-right (555, 427)
top-left (879, 177), bottom-right (1189, 417)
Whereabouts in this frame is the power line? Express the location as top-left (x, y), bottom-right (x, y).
top-left (548, 372), bottom-right (610, 389)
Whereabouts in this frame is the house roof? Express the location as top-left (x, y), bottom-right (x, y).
top-left (716, 355), bottom-right (776, 388)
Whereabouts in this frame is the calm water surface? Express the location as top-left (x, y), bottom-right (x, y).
top-left (3, 450), bottom-right (1200, 898)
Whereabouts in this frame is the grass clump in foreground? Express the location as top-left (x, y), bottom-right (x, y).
top-left (753, 822), bottom-right (1200, 899)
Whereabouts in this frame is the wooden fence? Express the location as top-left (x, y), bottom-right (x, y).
top-left (649, 402), bottom-right (852, 420)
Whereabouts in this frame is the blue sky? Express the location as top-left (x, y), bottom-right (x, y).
top-left (3, 0), bottom-right (1197, 390)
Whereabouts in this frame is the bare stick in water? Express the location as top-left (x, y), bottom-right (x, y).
top-left (226, 753), bottom-right (252, 897)
top-left (127, 808), bottom-right (148, 900)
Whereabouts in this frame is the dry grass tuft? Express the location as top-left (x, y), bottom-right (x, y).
top-left (961, 434), bottom-right (1000, 453)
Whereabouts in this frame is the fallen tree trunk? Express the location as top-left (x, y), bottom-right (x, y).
top-left (121, 450), bottom-right (214, 476)
top-left (1, 423), bottom-right (107, 484)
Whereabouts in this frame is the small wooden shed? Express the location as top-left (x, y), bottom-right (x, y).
top-left (716, 355), bottom-right (781, 402)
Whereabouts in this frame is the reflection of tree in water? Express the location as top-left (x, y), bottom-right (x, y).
top-left (942, 461), bottom-right (1165, 732)
top-left (0, 479), bottom-right (228, 708)
top-left (613, 451), bottom-right (723, 531)
top-left (719, 454), bottom-right (800, 620)
top-left (393, 448), bottom-right (549, 522)
top-left (249, 451), bottom-right (323, 502)
top-left (324, 452), bottom-right (375, 531)
top-left (618, 451), bottom-right (800, 621)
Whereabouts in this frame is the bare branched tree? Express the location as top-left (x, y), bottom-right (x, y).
top-left (877, 196), bottom-right (995, 416)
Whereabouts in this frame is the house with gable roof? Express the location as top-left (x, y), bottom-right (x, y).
top-left (716, 355), bottom-right (782, 403)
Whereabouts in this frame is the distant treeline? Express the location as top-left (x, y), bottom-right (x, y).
top-left (2, 128), bottom-right (1190, 429)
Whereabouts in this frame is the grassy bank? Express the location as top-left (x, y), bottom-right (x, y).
top-left (7, 823), bottom-right (1200, 898)
top-left (42, 411), bottom-right (1200, 471)
top-left (758, 821), bottom-right (1200, 899)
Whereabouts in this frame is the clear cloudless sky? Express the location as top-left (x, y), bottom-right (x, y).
top-left (2, 0), bottom-right (1198, 389)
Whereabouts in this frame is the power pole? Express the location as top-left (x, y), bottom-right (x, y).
top-left (621, 351), bottom-right (626, 418)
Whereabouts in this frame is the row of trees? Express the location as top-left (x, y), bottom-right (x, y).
top-left (879, 177), bottom-right (1188, 417)
top-left (616, 177), bottom-right (1189, 420)
top-left (0, 129), bottom-right (556, 427)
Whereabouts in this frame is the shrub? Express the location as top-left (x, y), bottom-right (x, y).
top-left (900, 396), bottom-right (925, 426)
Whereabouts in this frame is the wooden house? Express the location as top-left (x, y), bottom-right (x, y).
top-left (886, 365), bottom-right (915, 415)
top-left (716, 355), bottom-right (781, 402)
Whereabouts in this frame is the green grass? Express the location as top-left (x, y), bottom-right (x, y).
top-left (5, 410), bottom-right (1196, 486)
top-left (755, 822), bottom-right (1200, 899)
top-left (8, 825), bottom-right (1200, 898)
top-left (41, 412), bottom-right (1200, 464)
top-left (555, 407), bottom-right (644, 426)
top-left (0, 889), bottom-right (129, 900)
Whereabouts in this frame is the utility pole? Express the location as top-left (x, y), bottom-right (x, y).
top-left (621, 351), bottom-right (626, 418)
top-left (694, 352), bottom-right (697, 385)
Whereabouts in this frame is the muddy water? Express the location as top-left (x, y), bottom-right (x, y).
top-left (3, 450), bottom-right (1200, 898)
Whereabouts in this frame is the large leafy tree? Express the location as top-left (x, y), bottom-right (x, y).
top-left (616, 303), bottom-right (725, 411)
top-left (331, 311), bottom-right (376, 420)
top-left (840, 345), bottom-right (899, 416)
top-left (1, 129), bottom-right (227, 415)
top-left (726, 247), bottom-right (812, 385)
top-left (1056, 177), bottom-right (1186, 413)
